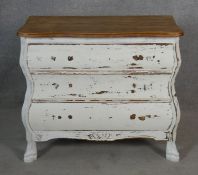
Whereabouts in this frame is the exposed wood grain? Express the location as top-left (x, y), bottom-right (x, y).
top-left (17, 16), bottom-right (183, 37)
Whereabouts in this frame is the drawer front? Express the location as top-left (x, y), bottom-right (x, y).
top-left (28, 44), bottom-right (175, 71)
top-left (32, 74), bottom-right (170, 101)
top-left (29, 103), bottom-right (173, 131)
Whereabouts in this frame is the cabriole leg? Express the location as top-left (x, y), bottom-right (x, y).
top-left (166, 140), bottom-right (179, 162)
top-left (24, 131), bottom-right (37, 163)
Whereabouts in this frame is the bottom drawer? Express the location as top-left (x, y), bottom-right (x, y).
top-left (29, 103), bottom-right (173, 131)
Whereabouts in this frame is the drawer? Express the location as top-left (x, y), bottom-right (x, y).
top-left (29, 103), bottom-right (173, 131)
top-left (32, 74), bottom-right (171, 101)
top-left (27, 44), bottom-right (175, 71)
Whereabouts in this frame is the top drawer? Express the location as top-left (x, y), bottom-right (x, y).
top-left (27, 44), bottom-right (175, 72)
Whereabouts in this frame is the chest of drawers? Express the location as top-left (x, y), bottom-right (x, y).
top-left (17, 16), bottom-right (183, 163)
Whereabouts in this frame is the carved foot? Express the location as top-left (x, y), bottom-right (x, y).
top-left (24, 141), bottom-right (37, 163)
top-left (166, 141), bottom-right (179, 162)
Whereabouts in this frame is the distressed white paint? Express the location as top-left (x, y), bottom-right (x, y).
top-left (33, 131), bottom-right (168, 141)
top-left (165, 39), bottom-right (182, 162)
top-left (31, 69), bottom-right (172, 75)
top-left (166, 141), bottom-right (179, 162)
top-left (19, 38), bottom-right (37, 163)
top-left (19, 37), bottom-right (181, 162)
top-left (28, 44), bottom-right (175, 71)
top-left (29, 102), bottom-right (173, 131)
top-left (26, 37), bottom-right (178, 44)
top-left (32, 74), bottom-right (171, 100)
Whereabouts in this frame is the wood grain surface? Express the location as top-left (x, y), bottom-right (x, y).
top-left (17, 16), bottom-right (183, 37)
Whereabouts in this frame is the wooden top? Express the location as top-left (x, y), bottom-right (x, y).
top-left (17, 16), bottom-right (183, 38)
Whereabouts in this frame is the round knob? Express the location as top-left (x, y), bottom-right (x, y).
top-left (68, 115), bottom-right (73, 119)
top-left (68, 56), bottom-right (73, 61)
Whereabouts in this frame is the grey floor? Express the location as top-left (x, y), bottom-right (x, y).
top-left (0, 105), bottom-right (197, 175)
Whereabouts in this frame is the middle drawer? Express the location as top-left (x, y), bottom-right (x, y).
top-left (32, 74), bottom-right (171, 101)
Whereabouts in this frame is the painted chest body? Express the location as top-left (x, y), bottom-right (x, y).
top-left (17, 16), bottom-right (183, 162)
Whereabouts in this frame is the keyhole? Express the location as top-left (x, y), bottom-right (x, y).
top-left (69, 83), bottom-right (72, 88)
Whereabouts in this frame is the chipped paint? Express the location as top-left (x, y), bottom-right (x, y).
top-left (32, 74), bottom-right (171, 100)
top-left (97, 66), bottom-right (110, 68)
top-left (129, 66), bottom-right (143, 69)
top-left (133, 55), bottom-right (144, 61)
top-left (138, 116), bottom-right (146, 121)
top-left (28, 44), bottom-right (175, 71)
top-left (68, 93), bottom-right (77, 96)
top-left (78, 94), bottom-right (86, 97)
top-left (20, 37), bottom-right (181, 162)
top-left (29, 103), bottom-right (173, 130)
top-left (50, 56), bottom-right (56, 61)
top-left (92, 91), bottom-right (108, 94)
top-left (52, 83), bottom-right (59, 89)
top-left (130, 114), bottom-right (136, 120)
top-left (62, 67), bottom-right (77, 69)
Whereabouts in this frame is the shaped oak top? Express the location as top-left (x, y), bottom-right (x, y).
top-left (17, 16), bottom-right (183, 37)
